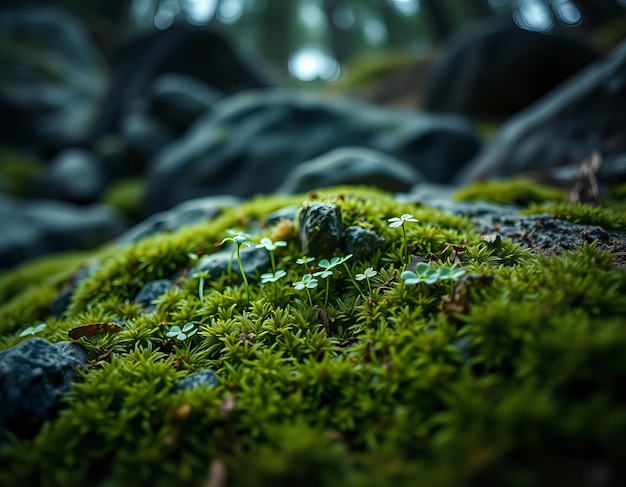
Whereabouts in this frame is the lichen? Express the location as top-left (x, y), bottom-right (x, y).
top-left (1, 185), bottom-right (625, 487)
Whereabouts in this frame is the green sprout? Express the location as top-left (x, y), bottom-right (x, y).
top-left (256, 237), bottom-right (287, 273)
top-left (313, 255), bottom-right (352, 306)
top-left (388, 213), bottom-right (419, 267)
top-left (166, 322), bottom-right (197, 341)
top-left (293, 274), bottom-right (318, 307)
top-left (19, 323), bottom-right (47, 337)
top-left (261, 269), bottom-right (287, 300)
top-left (216, 234), bottom-right (254, 305)
top-left (191, 270), bottom-right (210, 301)
top-left (401, 263), bottom-right (466, 285)
top-left (355, 267), bottom-right (377, 295)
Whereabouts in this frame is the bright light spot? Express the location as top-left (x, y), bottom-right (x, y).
top-left (387, 0), bottom-right (420, 17)
top-left (299, 1), bottom-right (326, 29)
top-left (514, 0), bottom-right (554, 32)
top-left (154, 0), bottom-right (181, 30)
top-left (217, 0), bottom-right (245, 24)
top-left (332, 7), bottom-right (355, 30)
top-left (288, 47), bottom-right (340, 82)
top-left (183, 0), bottom-right (218, 25)
top-left (364, 17), bottom-right (387, 45)
top-left (553, 0), bottom-right (581, 25)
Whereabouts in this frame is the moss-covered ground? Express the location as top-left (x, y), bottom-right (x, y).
top-left (1, 184), bottom-right (625, 487)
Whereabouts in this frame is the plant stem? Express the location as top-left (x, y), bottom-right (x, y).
top-left (236, 245), bottom-right (250, 305)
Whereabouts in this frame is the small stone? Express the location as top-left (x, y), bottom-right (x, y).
top-left (191, 247), bottom-right (270, 282)
top-left (134, 279), bottom-right (173, 313)
top-left (343, 226), bottom-right (385, 261)
top-left (299, 203), bottom-right (342, 258)
top-left (173, 369), bottom-right (219, 392)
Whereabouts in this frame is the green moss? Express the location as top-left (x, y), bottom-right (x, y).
top-left (100, 178), bottom-right (145, 220)
top-left (454, 178), bottom-right (567, 206)
top-left (1, 186), bottom-right (625, 487)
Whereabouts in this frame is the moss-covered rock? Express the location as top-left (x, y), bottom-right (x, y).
top-left (1, 185), bottom-right (625, 487)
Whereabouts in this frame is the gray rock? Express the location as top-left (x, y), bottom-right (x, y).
top-left (263, 206), bottom-right (298, 227)
top-left (191, 247), bottom-right (270, 282)
top-left (173, 369), bottom-right (219, 392)
top-left (0, 338), bottom-right (88, 430)
top-left (0, 193), bottom-right (129, 269)
top-left (299, 203), bottom-right (343, 259)
top-left (277, 147), bottom-right (425, 194)
top-left (0, 7), bottom-right (107, 152)
top-left (343, 226), bottom-right (385, 261)
top-left (121, 111), bottom-right (176, 161)
top-left (26, 148), bottom-right (106, 204)
top-left (117, 195), bottom-right (241, 244)
top-left (144, 89), bottom-right (480, 214)
top-left (134, 279), bottom-right (173, 313)
top-left (455, 39), bottom-right (626, 184)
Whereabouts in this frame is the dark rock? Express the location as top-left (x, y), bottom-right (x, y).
top-left (144, 89), bottom-right (480, 214)
top-left (277, 147), bottom-right (424, 194)
top-left (90, 24), bottom-right (272, 139)
top-left (0, 7), bottom-right (107, 152)
top-left (455, 39), bottom-right (626, 184)
top-left (121, 111), bottom-right (175, 161)
top-left (343, 226), bottom-right (385, 261)
top-left (299, 203), bottom-right (343, 258)
top-left (173, 369), bottom-right (219, 392)
top-left (134, 279), bottom-right (173, 313)
top-left (0, 338), bottom-right (88, 431)
top-left (117, 195), bottom-right (241, 244)
top-left (0, 193), bottom-right (129, 269)
top-left (148, 74), bottom-right (223, 134)
top-left (50, 261), bottom-right (100, 317)
top-left (25, 148), bottom-right (106, 204)
top-left (191, 247), bottom-right (271, 282)
top-left (422, 19), bottom-right (601, 121)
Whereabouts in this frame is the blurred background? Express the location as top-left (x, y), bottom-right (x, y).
top-left (1, 0), bottom-right (625, 268)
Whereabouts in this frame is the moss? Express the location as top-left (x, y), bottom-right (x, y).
top-left (100, 178), bottom-right (146, 220)
top-left (1, 186), bottom-right (625, 487)
top-left (454, 178), bottom-right (567, 206)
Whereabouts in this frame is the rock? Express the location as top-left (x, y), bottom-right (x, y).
top-left (90, 24), bottom-right (272, 139)
top-left (299, 203), bottom-right (343, 258)
top-left (144, 89), bottom-right (480, 214)
top-left (25, 148), bottom-right (107, 204)
top-left (173, 369), bottom-right (219, 392)
top-left (422, 19), bottom-right (600, 121)
top-left (148, 74), bottom-right (223, 134)
top-left (276, 147), bottom-right (425, 194)
top-left (343, 226), bottom-right (385, 261)
top-left (121, 110), bottom-right (176, 161)
top-left (191, 247), bottom-right (270, 282)
top-left (117, 195), bottom-right (241, 244)
top-left (0, 193), bottom-right (129, 269)
top-left (134, 279), bottom-right (173, 313)
top-left (0, 7), bottom-right (107, 153)
top-left (0, 338), bottom-right (88, 431)
top-left (263, 206), bottom-right (299, 227)
top-left (455, 39), bottom-right (626, 184)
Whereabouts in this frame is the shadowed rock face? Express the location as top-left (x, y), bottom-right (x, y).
top-left (455, 39), bottom-right (626, 185)
top-left (144, 89), bottom-right (480, 214)
top-left (422, 19), bottom-right (601, 122)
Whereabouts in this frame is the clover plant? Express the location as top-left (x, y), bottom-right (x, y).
top-left (166, 322), bottom-right (197, 341)
top-left (401, 262), bottom-right (466, 285)
top-left (388, 213), bottom-right (419, 267)
top-left (19, 322), bottom-right (47, 337)
top-left (355, 267), bottom-right (377, 295)
top-left (293, 273), bottom-right (318, 306)
top-left (216, 234), bottom-right (254, 305)
top-left (191, 270), bottom-right (210, 301)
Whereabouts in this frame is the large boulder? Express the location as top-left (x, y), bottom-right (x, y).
top-left (144, 89), bottom-right (480, 214)
top-left (0, 7), bottom-right (107, 153)
top-left (0, 193), bottom-right (128, 269)
top-left (422, 19), bottom-right (601, 121)
top-left (454, 39), bottom-right (626, 184)
top-left (90, 24), bottom-right (273, 140)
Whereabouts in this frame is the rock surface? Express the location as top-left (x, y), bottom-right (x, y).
top-left (144, 89), bottom-right (480, 214)
top-left (0, 338), bottom-right (88, 431)
top-left (455, 39), bottom-right (626, 184)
